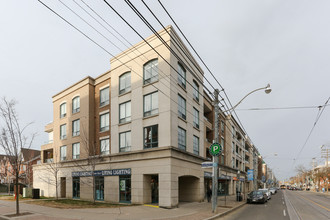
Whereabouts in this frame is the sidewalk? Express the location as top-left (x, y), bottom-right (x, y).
top-left (0, 195), bottom-right (246, 220)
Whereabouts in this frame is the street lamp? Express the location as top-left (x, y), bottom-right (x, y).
top-left (224, 84), bottom-right (272, 113)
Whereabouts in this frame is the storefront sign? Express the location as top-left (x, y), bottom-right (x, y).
top-left (204, 171), bottom-right (212, 178)
top-left (219, 174), bottom-right (231, 180)
top-left (72, 168), bottom-right (131, 177)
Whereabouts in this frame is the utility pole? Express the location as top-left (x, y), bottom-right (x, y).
top-left (312, 157), bottom-right (316, 190)
top-left (321, 146), bottom-right (329, 193)
top-left (212, 89), bottom-right (220, 213)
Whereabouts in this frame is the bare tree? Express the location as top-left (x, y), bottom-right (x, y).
top-left (0, 98), bottom-right (36, 215)
top-left (36, 147), bottom-right (61, 200)
top-left (73, 123), bottom-right (102, 204)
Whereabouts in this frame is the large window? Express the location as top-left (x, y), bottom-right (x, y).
top-left (193, 135), bottom-right (199, 155)
top-left (144, 125), bottom-right (158, 149)
top-left (144, 92), bottom-right (158, 117)
top-left (178, 95), bottom-right (186, 120)
top-left (193, 107), bottom-right (199, 129)
top-left (60, 103), bottom-right (66, 118)
top-left (119, 101), bottom-right (131, 124)
top-left (178, 127), bottom-right (186, 151)
top-left (72, 119), bottom-right (80, 137)
top-left (100, 138), bottom-right (109, 155)
top-left (60, 146), bottom-right (66, 161)
top-left (72, 177), bottom-right (80, 199)
top-left (119, 72), bottom-right (131, 95)
top-left (100, 113), bottom-right (109, 132)
top-left (72, 143), bottom-right (80, 159)
top-left (143, 59), bottom-right (158, 85)
top-left (100, 87), bottom-right (109, 107)
top-left (95, 176), bottom-right (104, 201)
top-left (60, 124), bottom-right (66, 140)
top-left (72, 96), bottom-right (80, 114)
top-left (119, 131), bottom-right (131, 152)
top-left (178, 63), bottom-right (186, 88)
top-left (221, 121), bottom-right (225, 133)
top-left (193, 80), bottom-right (199, 102)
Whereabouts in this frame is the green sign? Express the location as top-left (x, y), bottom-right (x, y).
top-left (209, 143), bottom-right (223, 156)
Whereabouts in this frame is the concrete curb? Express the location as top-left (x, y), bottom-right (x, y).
top-left (203, 202), bottom-right (246, 220)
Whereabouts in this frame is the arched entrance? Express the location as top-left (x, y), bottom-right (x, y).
top-left (178, 175), bottom-right (200, 202)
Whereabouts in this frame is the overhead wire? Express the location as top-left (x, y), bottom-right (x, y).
top-left (292, 96), bottom-right (330, 167)
top-left (37, 0), bottom-right (233, 155)
top-left (39, 0), bottom-right (274, 168)
top-left (155, 0), bottom-right (256, 149)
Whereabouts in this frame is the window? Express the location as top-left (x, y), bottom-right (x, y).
top-left (100, 87), bottom-right (109, 107)
top-left (119, 72), bottom-right (131, 95)
top-left (232, 126), bottom-right (235, 138)
top-left (72, 119), bottom-right (80, 137)
top-left (60, 103), bottom-right (66, 118)
top-left (178, 127), bottom-right (186, 150)
top-left (144, 92), bottom-right (158, 117)
top-left (60, 124), bottom-right (66, 139)
top-left (143, 59), bottom-right (158, 85)
top-left (144, 125), bottom-right (158, 149)
top-left (60, 146), bottom-right (66, 161)
top-left (193, 107), bottom-right (199, 129)
top-left (100, 138), bottom-right (109, 155)
top-left (193, 80), bottom-right (199, 102)
top-left (232, 142), bottom-right (235, 154)
top-left (193, 135), bottom-right (199, 155)
top-left (221, 121), bottom-right (225, 133)
top-left (119, 176), bottom-right (131, 203)
top-left (119, 131), bottom-right (131, 152)
top-left (178, 63), bottom-right (186, 88)
top-left (100, 113), bottom-right (109, 132)
top-left (178, 95), bottom-right (186, 120)
top-left (119, 101), bottom-right (131, 124)
top-left (72, 96), bottom-right (80, 114)
top-left (72, 143), bottom-right (80, 159)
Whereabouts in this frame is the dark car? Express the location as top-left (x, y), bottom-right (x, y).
top-left (247, 191), bottom-right (267, 204)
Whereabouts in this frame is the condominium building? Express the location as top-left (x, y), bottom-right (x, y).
top-left (34, 26), bottom-right (206, 208)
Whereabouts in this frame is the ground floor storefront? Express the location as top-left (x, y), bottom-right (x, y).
top-left (33, 147), bottom-right (205, 208)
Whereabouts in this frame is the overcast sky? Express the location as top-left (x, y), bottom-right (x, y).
top-left (1, 0), bottom-right (329, 181)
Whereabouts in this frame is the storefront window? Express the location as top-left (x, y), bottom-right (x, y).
top-left (218, 180), bottom-right (229, 196)
top-left (119, 175), bottom-right (131, 203)
top-left (95, 176), bottom-right (104, 201)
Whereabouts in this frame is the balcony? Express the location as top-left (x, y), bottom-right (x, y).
top-left (44, 122), bottom-right (53, 133)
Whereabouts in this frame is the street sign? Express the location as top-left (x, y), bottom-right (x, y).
top-left (202, 162), bottom-right (217, 168)
top-left (209, 143), bottom-right (223, 156)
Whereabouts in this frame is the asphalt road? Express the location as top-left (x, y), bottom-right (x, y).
top-left (219, 190), bottom-right (289, 220)
top-left (284, 190), bottom-right (330, 220)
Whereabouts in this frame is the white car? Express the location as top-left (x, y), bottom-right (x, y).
top-left (269, 188), bottom-right (276, 195)
top-left (258, 188), bottom-right (271, 200)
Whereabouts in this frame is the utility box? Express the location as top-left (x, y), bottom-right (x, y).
top-left (23, 187), bottom-right (33, 198)
top-left (32, 188), bottom-right (40, 199)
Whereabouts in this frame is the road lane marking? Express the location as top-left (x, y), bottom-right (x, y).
top-left (283, 209), bottom-right (286, 216)
top-left (297, 194), bottom-right (330, 212)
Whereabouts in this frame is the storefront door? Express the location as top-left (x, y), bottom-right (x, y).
top-left (119, 175), bottom-right (131, 203)
top-left (151, 175), bottom-right (159, 203)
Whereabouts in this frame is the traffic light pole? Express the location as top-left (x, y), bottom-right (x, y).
top-left (212, 89), bottom-right (220, 213)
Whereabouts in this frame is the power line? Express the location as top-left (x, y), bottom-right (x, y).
top-left (156, 0), bottom-right (257, 150)
top-left (235, 104), bottom-right (330, 111)
top-left (293, 97), bottom-right (330, 166)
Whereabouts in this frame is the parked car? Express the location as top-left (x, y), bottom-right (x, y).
top-left (269, 188), bottom-right (276, 195)
top-left (247, 191), bottom-right (267, 204)
top-left (258, 188), bottom-right (271, 200)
